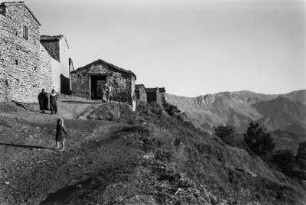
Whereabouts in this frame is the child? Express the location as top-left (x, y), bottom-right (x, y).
top-left (55, 118), bottom-right (67, 151)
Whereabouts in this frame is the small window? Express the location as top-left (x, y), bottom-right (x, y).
top-left (0, 6), bottom-right (6, 16)
top-left (23, 25), bottom-right (28, 40)
top-left (15, 60), bottom-right (18, 65)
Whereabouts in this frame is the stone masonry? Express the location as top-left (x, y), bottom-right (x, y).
top-left (135, 84), bottom-right (147, 103)
top-left (146, 87), bottom-right (166, 105)
top-left (0, 2), bottom-right (72, 103)
top-left (40, 35), bottom-right (73, 94)
top-left (71, 59), bottom-right (136, 106)
top-left (0, 2), bottom-right (42, 102)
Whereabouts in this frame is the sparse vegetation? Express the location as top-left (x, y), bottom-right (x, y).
top-left (0, 100), bottom-right (305, 204)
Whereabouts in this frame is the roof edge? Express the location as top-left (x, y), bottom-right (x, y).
top-left (71, 59), bottom-right (136, 79)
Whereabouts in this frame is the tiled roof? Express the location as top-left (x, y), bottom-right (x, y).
top-left (71, 59), bottom-right (137, 79)
top-left (40, 35), bottom-right (63, 41)
top-left (40, 35), bottom-right (70, 48)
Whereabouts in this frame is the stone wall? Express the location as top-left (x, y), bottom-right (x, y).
top-left (136, 84), bottom-right (147, 103)
top-left (71, 62), bottom-right (135, 105)
top-left (41, 36), bottom-right (71, 94)
top-left (39, 44), bottom-right (59, 93)
top-left (0, 3), bottom-right (42, 103)
top-left (40, 40), bottom-right (60, 61)
top-left (146, 88), bottom-right (166, 105)
top-left (0, 3), bottom-right (69, 103)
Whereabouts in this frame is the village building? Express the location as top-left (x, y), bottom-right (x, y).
top-left (0, 1), bottom-right (72, 103)
top-left (70, 59), bottom-right (136, 107)
top-left (40, 35), bottom-right (74, 94)
top-left (135, 84), bottom-right (147, 104)
top-left (146, 87), bottom-right (166, 105)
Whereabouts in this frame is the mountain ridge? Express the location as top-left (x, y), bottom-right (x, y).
top-left (165, 89), bottom-right (306, 151)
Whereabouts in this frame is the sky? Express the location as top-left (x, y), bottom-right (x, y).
top-left (17, 0), bottom-right (306, 96)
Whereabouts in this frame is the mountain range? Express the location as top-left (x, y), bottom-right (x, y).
top-left (165, 90), bottom-right (306, 151)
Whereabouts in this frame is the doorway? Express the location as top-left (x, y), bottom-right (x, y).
top-left (90, 75), bottom-right (106, 99)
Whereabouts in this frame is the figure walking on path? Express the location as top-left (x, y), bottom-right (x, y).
top-left (50, 89), bottom-right (58, 115)
top-left (55, 118), bottom-right (67, 151)
top-left (38, 89), bottom-right (48, 113)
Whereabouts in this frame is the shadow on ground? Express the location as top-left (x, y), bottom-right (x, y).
top-left (0, 143), bottom-right (54, 150)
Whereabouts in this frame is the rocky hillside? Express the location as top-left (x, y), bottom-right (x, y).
top-left (165, 90), bottom-right (306, 132)
top-left (165, 90), bottom-right (306, 151)
top-left (0, 98), bottom-right (305, 204)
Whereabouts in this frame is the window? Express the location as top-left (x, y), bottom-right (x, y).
top-left (0, 6), bottom-right (6, 16)
top-left (23, 25), bottom-right (28, 40)
top-left (15, 60), bottom-right (18, 65)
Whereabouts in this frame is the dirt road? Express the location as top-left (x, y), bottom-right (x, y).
top-left (0, 100), bottom-right (144, 204)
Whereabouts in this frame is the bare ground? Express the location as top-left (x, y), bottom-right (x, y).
top-left (0, 97), bottom-right (305, 205)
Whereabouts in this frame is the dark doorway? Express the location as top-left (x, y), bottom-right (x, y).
top-left (60, 74), bottom-right (71, 95)
top-left (91, 75), bottom-right (106, 99)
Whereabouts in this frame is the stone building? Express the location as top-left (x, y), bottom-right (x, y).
top-left (70, 59), bottom-right (136, 106)
top-left (146, 87), bottom-right (166, 105)
top-left (0, 1), bottom-right (72, 103)
top-left (135, 84), bottom-right (147, 104)
top-left (40, 35), bottom-right (74, 94)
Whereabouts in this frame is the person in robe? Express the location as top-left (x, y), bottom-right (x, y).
top-left (50, 89), bottom-right (58, 115)
top-left (38, 89), bottom-right (48, 113)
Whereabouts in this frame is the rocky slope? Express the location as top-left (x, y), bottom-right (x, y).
top-left (165, 90), bottom-right (306, 151)
top-left (0, 98), bottom-right (305, 204)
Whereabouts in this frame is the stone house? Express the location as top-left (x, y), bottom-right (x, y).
top-left (40, 35), bottom-right (74, 94)
top-left (70, 59), bottom-right (136, 106)
top-left (135, 84), bottom-right (147, 104)
top-left (0, 1), bottom-right (72, 103)
top-left (146, 87), bottom-right (166, 105)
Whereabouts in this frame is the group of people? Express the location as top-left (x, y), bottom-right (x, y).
top-left (37, 82), bottom-right (114, 152)
top-left (38, 89), bottom-right (66, 151)
top-left (38, 89), bottom-right (58, 115)
top-left (102, 83), bottom-right (113, 103)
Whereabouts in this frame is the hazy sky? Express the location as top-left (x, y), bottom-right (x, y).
top-left (18, 0), bottom-right (306, 96)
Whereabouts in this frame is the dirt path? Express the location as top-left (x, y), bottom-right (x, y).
top-left (0, 100), bottom-right (143, 205)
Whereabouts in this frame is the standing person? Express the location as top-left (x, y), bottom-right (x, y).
top-left (105, 83), bottom-right (110, 103)
top-left (101, 83), bottom-right (106, 103)
top-left (108, 83), bottom-right (113, 103)
top-left (55, 118), bottom-right (67, 151)
top-left (38, 89), bottom-right (48, 113)
top-left (50, 89), bottom-right (58, 115)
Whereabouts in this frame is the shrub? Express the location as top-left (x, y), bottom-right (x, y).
top-left (214, 125), bottom-right (236, 145)
top-left (296, 141), bottom-right (306, 170)
top-left (272, 149), bottom-right (295, 171)
top-left (244, 122), bottom-right (275, 156)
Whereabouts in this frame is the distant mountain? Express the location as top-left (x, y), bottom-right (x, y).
top-left (281, 90), bottom-right (306, 105)
top-left (165, 90), bottom-right (306, 136)
top-left (253, 96), bottom-right (306, 133)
